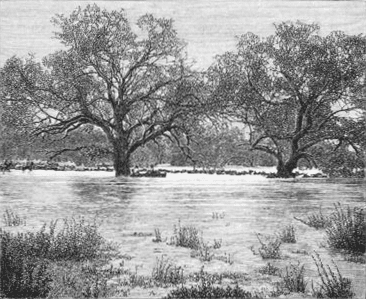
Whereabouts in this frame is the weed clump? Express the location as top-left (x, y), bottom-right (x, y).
top-left (275, 262), bottom-right (307, 295)
top-left (311, 252), bottom-right (354, 298)
top-left (251, 233), bottom-right (282, 259)
top-left (151, 256), bottom-right (184, 286)
top-left (326, 203), bottom-right (365, 254)
top-left (170, 221), bottom-right (201, 250)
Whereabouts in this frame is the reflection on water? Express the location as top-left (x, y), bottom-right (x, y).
top-left (0, 170), bottom-right (365, 297)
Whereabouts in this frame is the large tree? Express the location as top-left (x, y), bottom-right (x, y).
top-left (208, 22), bottom-right (366, 177)
top-left (0, 5), bottom-right (201, 176)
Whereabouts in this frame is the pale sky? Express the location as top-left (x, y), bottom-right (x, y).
top-left (0, 0), bottom-right (365, 69)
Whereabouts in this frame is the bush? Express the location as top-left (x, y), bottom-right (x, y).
top-left (326, 203), bottom-right (365, 254)
top-left (312, 252), bottom-right (354, 298)
top-left (0, 217), bottom-right (119, 298)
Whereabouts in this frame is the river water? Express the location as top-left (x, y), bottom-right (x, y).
top-left (0, 170), bottom-right (365, 298)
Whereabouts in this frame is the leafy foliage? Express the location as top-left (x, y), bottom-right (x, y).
top-left (0, 217), bottom-right (119, 298)
top-left (208, 21), bottom-right (366, 177)
top-left (0, 5), bottom-right (202, 176)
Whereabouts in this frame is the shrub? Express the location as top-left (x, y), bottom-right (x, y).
top-left (276, 262), bottom-right (307, 294)
top-left (252, 233), bottom-right (282, 259)
top-left (326, 203), bottom-right (365, 254)
top-left (279, 225), bottom-right (296, 243)
top-left (151, 256), bottom-right (184, 286)
top-left (311, 252), bottom-right (354, 298)
top-left (164, 268), bottom-right (261, 299)
top-left (2, 208), bottom-right (26, 226)
top-left (170, 222), bottom-right (201, 250)
top-left (0, 217), bottom-right (119, 298)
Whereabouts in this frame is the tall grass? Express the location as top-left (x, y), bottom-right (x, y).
top-left (312, 252), bottom-right (354, 298)
top-left (151, 256), bottom-right (184, 286)
top-left (278, 262), bottom-right (307, 294)
top-left (0, 217), bottom-right (120, 298)
top-left (326, 203), bottom-right (365, 254)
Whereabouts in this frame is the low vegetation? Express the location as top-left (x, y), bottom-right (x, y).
top-left (312, 252), bottom-right (354, 298)
top-left (294, 208), bottom-right (330, 229)
top-left (0, 217), bottom-right (121, 298)
top-left (164, 268), bottom-right (261, 299)
top-left (170, 222), bottom-right (201, 250)
top-left (251, 233), bottom-right (282, 259)
top-left (275, 262), bottom-right (307, 294)
top-left (151, 256), bottom-right (184, 286)
top-left (326, 203), bottom-right (365, 254)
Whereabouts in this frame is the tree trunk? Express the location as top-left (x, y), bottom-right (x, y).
top-left (113, 137), bottom-right (131, 177)
top-left (276, 159), bottom-right (297, 178)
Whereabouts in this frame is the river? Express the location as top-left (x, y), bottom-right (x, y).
top-left (0, 170), bottom-right (365, 298)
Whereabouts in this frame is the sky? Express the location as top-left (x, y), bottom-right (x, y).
top-left (0, 0), bottom-right (365, 69)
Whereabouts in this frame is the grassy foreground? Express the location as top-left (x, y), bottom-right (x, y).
top-left (1, 203), bottom-right (364, 298)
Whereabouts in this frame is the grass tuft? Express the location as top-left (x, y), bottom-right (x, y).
top-left (326, 203), bottom-right (365, 254)
top-left (251, 233), bottom-right (282, 259)
top-left (151, 255), bottom-right (184, 286)
top-left (170, 221), bottom-right (201, 250)
top-left (311, 252), bottom-right (354, 298)
top-left (275, 262), bottom-right (307, 294)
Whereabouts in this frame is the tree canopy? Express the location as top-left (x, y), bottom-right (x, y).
top-left (0, 5), bottom-right (203, 176)
top-left (208, 21), bottom-right (366, 177)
